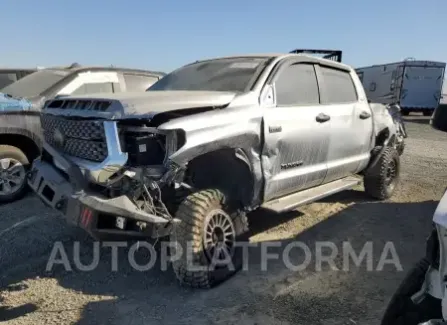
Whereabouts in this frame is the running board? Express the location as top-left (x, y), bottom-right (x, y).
top-left (261, 176), bottom-right (361, 213)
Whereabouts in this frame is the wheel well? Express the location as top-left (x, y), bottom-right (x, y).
top-left (0, 134), bottom-right (40, 163)
top-left (185, 148), bottom-right (254, 208)
top-left (375, 127), bottom-right (390, 147)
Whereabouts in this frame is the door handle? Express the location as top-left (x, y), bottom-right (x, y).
top-left (316, 113), bottom-right (330, 123)
top-left (359, 111), bottom-right (371, 119)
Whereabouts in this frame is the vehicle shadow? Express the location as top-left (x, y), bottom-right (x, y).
top-left (0, 285), bottom-right (38, 322)
top-left (0, 196), bottom-right (439, 325)
top-left (0, 304), bottom-right (38, 322)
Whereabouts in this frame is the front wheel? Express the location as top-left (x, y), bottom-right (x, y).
top-left (170, 189), bottom-right (249, 288)
top-left (0, 145), bottom-right (29, 203)
top-left (364, 146), bottom-right (400, 200)
top-left (381, 258), bottom-right (442, 325)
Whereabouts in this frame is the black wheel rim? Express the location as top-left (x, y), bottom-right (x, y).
top-left (203, 209), bottom-right (236, 264)
top-left (385, 159), bottom-right (397, 191)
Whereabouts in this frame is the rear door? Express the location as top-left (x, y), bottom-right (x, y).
top-left (316, 65), bottom-right (372, 184)
top-left (262, 60), bottom-right (331, 201)
top-left (400, 66), bottom-right (445, 109)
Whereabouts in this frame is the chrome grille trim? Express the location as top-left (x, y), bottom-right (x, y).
top-left (42, 121), bottom-right (128, 185)
top-left (69, 121), bottom-right (128, 183)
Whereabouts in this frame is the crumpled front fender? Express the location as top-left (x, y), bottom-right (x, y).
top-left (370, 103), bottom-right (399, 138)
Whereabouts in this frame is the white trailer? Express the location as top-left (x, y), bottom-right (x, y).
top-left (355, 60), bottom-right (446, 116)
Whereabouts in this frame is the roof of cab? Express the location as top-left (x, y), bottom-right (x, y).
top-left (190, 53), bottom-right (352, 70)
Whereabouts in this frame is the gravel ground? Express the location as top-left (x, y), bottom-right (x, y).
top-left (1, 115), bottom-right (447, 325)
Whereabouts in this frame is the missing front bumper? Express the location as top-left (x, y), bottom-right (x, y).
top-left (28, 159), bottom-right (174, 238)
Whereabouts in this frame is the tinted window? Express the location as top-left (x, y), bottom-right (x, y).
top-left (72, 83), bottom-right (114, 95)
top-left (124, 74), bottom-right (159, 92)
top-left (147, 58), bottom-right (269, 92)
top-left (1, 69), bottom-right (69, 98)
top-left (320, 66), bottom-right (357, 104)
top-left (0, 73), bottom-right (17, 89)
top-left (275, 64), bottom-right (320, 106)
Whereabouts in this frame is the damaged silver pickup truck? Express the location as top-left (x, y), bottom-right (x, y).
top-left (28, 53), bottom-right (407, 288)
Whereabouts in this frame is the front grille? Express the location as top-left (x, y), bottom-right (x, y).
top-left (41, 114), bottom-right (108, 162)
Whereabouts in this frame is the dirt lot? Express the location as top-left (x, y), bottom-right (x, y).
top-left (1, 115), bottom-right (447, 325)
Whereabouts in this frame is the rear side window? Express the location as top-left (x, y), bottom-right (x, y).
top-left (275, 63), bottom-right (320, 106)
top-left (72, 82), bottom-right (114, 95)
top-left (320, 66), bottom-right (357, 104)
top-left (124, 74), bottom-right (159, 92)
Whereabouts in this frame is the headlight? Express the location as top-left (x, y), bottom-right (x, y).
top-left (118, 124), bottom-right (186, 166)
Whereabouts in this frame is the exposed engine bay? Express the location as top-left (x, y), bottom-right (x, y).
top-left (32, 97), bottom-right (210, 238)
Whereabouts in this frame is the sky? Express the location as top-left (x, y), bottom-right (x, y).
top-left (1, 0), bottom-right (446, 73)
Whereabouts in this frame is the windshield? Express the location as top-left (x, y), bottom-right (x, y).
top-left (1, 69), bottom-right (70, 98)
top-left (147, 57), bottom-right (269, 92)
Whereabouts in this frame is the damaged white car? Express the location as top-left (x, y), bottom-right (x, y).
top-left (28, 53), bottom-right (406, 288)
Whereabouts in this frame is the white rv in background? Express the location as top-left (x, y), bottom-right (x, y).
top-left (356, 60), bottom-right (446, 116)
top-left (441, 79), bottom-right (447, 104)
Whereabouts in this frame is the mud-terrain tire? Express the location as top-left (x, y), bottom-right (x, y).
top-left (0, 145), bottom-right (29, 203)
top-left (364, 146), bottom-right (400, 200)
top-left (170, 189), bottom-right (249, 288)
top-left (381, 258), bottom-right (442, 325)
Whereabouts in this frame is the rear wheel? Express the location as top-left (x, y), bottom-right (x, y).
top-left (364, 146), bottom-right (400, 200)
top-left (381, 258), bottom-right (442, 325)
top-left (0, 145), bottom-right (29, 203)
top-left (170, 189), bottom-right (248, 288)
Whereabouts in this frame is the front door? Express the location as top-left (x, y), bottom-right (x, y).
top-left (262, 61), bottom-right (331, 202)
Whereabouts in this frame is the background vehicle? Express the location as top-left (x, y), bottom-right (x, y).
top-left (380, 107), bottom-right (447, 325)
top-left (0, 68), bottom-right (36, 89)
top-left (28, 53), bottom-right (404, 288)
top-left (356, 59), bottom-right (446, 116)
top-left (0, 64), bottom-right (165, 203)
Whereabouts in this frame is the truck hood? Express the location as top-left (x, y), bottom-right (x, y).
top-left (43, 91), bottom-right (238, 119)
